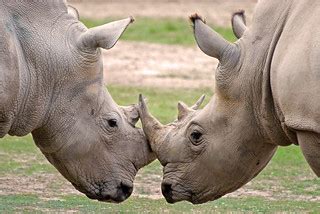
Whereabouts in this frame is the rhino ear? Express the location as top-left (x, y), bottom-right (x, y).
top-left (232, 10), bottom-right (247, 39)
top-left (78, 17), bottom-right (134, 51)
top-left (67, 5), bottom-right (80, 20)
top-left (190, 14), bottom-right (233, 60)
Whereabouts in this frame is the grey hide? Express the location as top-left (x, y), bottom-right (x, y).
top-left (139, 0), bottom-right (320, 204)
top-left (0, 1), bottom-right (154, 203)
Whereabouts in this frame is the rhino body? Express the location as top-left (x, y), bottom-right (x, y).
top-left (139, 0), bottom-right (320, 204)
top-left (0, 1), bottom-right (154, 202)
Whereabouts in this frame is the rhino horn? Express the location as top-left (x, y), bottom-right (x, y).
top-left (77, 17), bottom-right (134, 51)
top-left (232, 10), bottom-right (247, 39)
top-left (191, 94), bottom-right (206, 110)
top-left (177, 95), bottom-right (205, 120)
top-left (138, 94), bottom-right (164, 149)
top-left (190, 13), bottom-right (234, 60)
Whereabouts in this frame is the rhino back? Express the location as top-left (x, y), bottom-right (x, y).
top-left (271, 1), bottom-right (320, 133)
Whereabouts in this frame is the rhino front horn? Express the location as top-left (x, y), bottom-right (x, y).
top-left (138, 94), bottom-right (164, 149)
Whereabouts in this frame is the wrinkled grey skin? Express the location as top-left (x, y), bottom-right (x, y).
top-left (0, 1), bottom-right (154, 203)
top-left (139, 0), bottom-right (320, 204)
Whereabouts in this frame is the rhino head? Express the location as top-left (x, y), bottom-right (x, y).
top-left (3, 3), bottom-right (155, 203)
top-left (138, 13), bottom-right (279, 204)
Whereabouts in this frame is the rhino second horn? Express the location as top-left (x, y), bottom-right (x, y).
top-left (191, 94), bottom-right (206, 110)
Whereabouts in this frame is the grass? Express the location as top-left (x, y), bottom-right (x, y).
top-left (81, 17), bottom-right (237, 45)
top-left (0, 85), bottom-right (319, 213)
top-left (1, 194), bottom-right (320, 213)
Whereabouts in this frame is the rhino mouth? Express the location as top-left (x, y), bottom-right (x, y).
top-left (71, 181), bottom-right (133, 203)
top-left (161, 179), bottom-right (192, 204)
top-left (161, 178), bottom-right (223, 204)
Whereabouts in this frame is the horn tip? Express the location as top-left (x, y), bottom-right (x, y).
top-left (129, 16), bottom-right (135, 23)
top-left (200, 94), bottom-right (206, 101)
top-left (189, 13), bottom-right (206, 25)
top-left (138, 94), bottom-right (148, 111)
top-left (139, 94), bottom-right (144, 103)
top-left (232, 9), bottom-right (245, 17)
top-left (232, 10), bottom-right (246, 23)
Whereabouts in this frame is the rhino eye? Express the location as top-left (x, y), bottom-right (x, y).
top-left (190, 130), bottom-right (203, 145)
top-left (107, 119), bottom-right (118, 128)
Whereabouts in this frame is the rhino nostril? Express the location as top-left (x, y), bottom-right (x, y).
top-left (119, 182), bottom-right (133, 198)
top-left (161, 182), bottom-right (174, 203)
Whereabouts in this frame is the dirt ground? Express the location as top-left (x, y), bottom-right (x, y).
top-left (103, 41), bottom-right (217, 88)
top-left (1, 170), bottom-right (319, 202)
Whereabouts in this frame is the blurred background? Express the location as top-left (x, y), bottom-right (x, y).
top-left (1, 1), bottom-right (320, 213)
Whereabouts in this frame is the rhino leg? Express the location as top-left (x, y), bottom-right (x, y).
top-left (298, 132), bottom-right (320, 177)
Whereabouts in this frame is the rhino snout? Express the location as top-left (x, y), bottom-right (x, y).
top-left (72, 180), bottom-right (133, 203)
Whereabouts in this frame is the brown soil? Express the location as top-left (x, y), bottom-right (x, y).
top-left (103, 41), bottom-right (217, 88)
top-left (2, 171), bottom-right (320, 202)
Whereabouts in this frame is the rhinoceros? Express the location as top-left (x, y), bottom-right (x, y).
top-left (139, 0), bottom-right (320, 204)
top-left (0, 1), bottom-right (154, 202)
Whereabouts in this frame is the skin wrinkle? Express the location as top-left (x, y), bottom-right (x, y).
top-left (9, 16), bottom-right (31, 133)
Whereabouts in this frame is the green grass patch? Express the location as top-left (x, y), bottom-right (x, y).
top-left (81, 17), bottom-right (237, 45)
top-left (1, 194), bottom-right (319, 213)
top-left (0, 135), bottom-right (56, 175)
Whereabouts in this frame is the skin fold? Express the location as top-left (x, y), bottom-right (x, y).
top-left (0, 1), bottom-right (154, 203)
top-left (139, 0), bottom-right (320, 204)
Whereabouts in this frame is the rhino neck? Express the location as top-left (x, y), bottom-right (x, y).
top-left (240, 0), bottom-right (294, 146)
